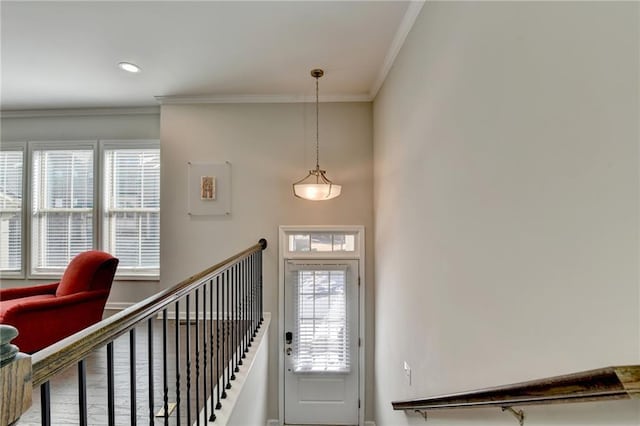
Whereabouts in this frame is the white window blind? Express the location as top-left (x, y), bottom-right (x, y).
top-left (292, 267), bottom-right (350, 373)
top-left (0, 150), bottom-right (23, 272)
top-left (31, 149), bottom-right (94, 273)
top-left (103, 148), bottom-right (160, 276)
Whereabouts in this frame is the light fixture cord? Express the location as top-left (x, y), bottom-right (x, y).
top-left (315, 75), bottom-right (320, 171)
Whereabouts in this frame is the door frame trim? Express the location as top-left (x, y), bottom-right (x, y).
top-left (278, 225), bottom-right (366, 426)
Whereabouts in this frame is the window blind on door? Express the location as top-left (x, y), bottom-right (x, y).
top-left (292, 266), bottom-right (350, 373)
top-left (31, 149), bottom-right (94, 272)
top-left (103, 148), bottom-right (160, 276)
top-left (0, 150), bottom-right (23, 272)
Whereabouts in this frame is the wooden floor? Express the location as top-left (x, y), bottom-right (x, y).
top-left (18, 319), bottom-right (252, 426)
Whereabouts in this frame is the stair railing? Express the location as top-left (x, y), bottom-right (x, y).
top-left (1, 238), bottom-right (267, 426)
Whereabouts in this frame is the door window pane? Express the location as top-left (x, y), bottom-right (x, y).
top-left (293, 269), bottom-right (349, 372)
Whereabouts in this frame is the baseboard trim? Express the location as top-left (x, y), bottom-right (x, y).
top-left (104, 302), bottom-right (135, 311)
top-left (267, 419), bottom-right (374, 425)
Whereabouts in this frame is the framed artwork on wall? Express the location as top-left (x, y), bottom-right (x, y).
top-left (187, 161), bottom-right (231, 215)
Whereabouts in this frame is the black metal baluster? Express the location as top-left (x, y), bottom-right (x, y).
top-left (229, 265), bottom-right (234, 380)
top-left (220, 271), bottom-right (226, 397)
top-left (248, 256), bottom-right (252, 348)
top-left (252, 252), bottom-right (258, 339)
top-left (78, 360), bottom-right (88, 426)
top-left (239, 258), bottom-right (244, 358)
top-left (148, 318), bottom-right (154, 426)
top-left (130, 329), bottom-right (137, 425)
top-left (202, 280), bottom-right (213, 422)
top-left (221, 271), bottom-right (228, 395)
top-left (210, 278), bottom-right (218, 420)
top-left (259, 249), bottom-right (264, 325)
top-left (239, 261), bottom-right (244, 361)
top-left (163, 309), bottom-right (169, 426)
top-left (209, 279), bottom-right (217, 422)
top-left (247, 253), bottom-right (252, 345)
top-left (247, 256), bottom-right (252, 349)
top-left (238, 262), bottom-right (242, 364)
top-left (107, 342), bottom-right (115, 426)
top-left (41, 381), bottom-right (51, 426)
top-left (226, 269), bottom-right (232, 389)
top-left (175, 300), bottom-right (181, 425)
top-left (247, 256), bottom-right (251, 349)
top-left (186, 294), bottom-right (192, 426)
top-left (232, 263), bottom-right (238, 376)
top-left (195, 289), bottom-right (200, 426)
top-left (243, 257), bottom-right (248, 358)
top-left (202, 284), bottom-right (209, 423)
top-left (216, 275), bottom-right (222, 409)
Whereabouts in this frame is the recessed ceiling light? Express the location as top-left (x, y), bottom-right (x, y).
top-left (118, 62), bottom-right (141, 73)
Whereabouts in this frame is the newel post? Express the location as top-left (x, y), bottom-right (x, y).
top-left (0, 325), bottom-right (32, 426)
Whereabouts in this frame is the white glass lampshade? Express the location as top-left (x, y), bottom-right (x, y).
top-left (293, 183), bottom-right (342, 201)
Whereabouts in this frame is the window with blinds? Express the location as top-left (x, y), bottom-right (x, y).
top-left (31, 149), bottom-right (94, 273)
top-left (0, 150), bottom-right (23, 272)
top-left (293, 267), bottom-right (350, 373)
top-left (103, 148), bottom-right (160, 276)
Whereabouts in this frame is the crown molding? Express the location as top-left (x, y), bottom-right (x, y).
top-left (4, 3), bottom-right (421, 110)
top-left (369, 0), bottom-right (425, 100)
top-left (0, 106), bottom-right (160, 118)
top-left (155, 93), bottom-right (372, 105)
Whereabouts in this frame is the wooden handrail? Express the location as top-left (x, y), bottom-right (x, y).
top-left (392, 365), bottom-right (640, 413)
top-left (31, 239), bottom-right (267, 388)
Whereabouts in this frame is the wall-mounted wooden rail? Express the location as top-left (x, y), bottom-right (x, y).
top-left (392, 365), bottom-right (640, 425)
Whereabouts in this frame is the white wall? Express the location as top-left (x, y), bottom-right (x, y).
top-left (0, 110), bottom-right (161, 305)
top-left (226, 315), bottom-right (270, 426)
top-left (160, 102), bottom-right (374, 421)
top-left (373, 2), bottom-right (639, 425)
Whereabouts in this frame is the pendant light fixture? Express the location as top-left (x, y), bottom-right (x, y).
top-left (293, 69), bottom-right (342, 201)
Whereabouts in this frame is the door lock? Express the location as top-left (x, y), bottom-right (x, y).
top-left (286, 347), bottom-right (292, 356)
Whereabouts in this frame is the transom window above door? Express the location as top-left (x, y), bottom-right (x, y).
top-left (287, 232), bottom-right (357, 254)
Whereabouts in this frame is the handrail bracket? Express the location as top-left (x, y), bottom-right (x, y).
top-left (414, 409), bottom-right (428, 421)
top-left (502, 406), bottom-right (525, 426)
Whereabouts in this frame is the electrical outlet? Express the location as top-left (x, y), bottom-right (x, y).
top-left (403, 361), bottom-right (411, 385)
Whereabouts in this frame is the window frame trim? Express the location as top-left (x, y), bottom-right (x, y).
top-left (100, 140), bottom-right (160, 280)
top-left (8, 139), bottom-right (162, 281)
top-left (27, 140), bottom-right (99, 278)
top-left (0, 141), bottom-right (27, 278)
top-left (278, 225), bottom-right (366, 426)
top-left (284, 229), bottom-right (362, 259)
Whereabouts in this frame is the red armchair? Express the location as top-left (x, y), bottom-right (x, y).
top-left (0, 251), bottom-right (118, 354)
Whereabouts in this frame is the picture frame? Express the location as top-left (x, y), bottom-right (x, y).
top-left (187, 161), bottom-right (231, 216)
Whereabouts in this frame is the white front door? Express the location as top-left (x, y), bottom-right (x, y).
top-left (284, 260), bottom-right (359, 425)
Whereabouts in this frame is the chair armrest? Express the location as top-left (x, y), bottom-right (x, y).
top-left (0, 289), bottom-right (110, 354)
top-left (0, 283), bottom-right (59, 301)
top-left (1, 289), bottom-right (109, 317)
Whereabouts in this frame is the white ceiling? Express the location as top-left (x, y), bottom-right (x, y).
top-left (1, 1), bottom-right (421, 110)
